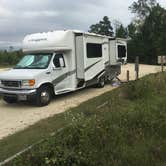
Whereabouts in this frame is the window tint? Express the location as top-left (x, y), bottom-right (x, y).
top-left (53, 54), bottom-right (65, 68)
top-left (87, 43), bottom-right (102, 58)
top-left (118, 45), bottom-right (126, 58)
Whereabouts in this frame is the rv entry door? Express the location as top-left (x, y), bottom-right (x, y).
top-left (51, 53), bottom-right (69, 92)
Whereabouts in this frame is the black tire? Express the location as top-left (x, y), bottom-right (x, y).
top-left (3, 96), bottom-right (17, 104)
top-left (97, 77), bottom-right (105, 88)
top-left (36, 86), bottom-right (52, 107)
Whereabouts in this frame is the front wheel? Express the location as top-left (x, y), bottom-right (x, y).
top-left (3, 96), bottom-right (17, 104)
top-left (36, 86), bottom-right (52, 107)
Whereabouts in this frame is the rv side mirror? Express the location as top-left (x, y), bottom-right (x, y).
top-left (59, 58), bottom-right (65, 67)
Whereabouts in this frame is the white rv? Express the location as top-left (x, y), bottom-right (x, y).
top-left (0, 30), bottom-right (122, 106)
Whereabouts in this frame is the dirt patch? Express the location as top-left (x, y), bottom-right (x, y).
top-left (0, 64), bottom-right (161, 140)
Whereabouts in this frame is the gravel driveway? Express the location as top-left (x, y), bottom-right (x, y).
top-left (0, 64), bottom-right (161, 140)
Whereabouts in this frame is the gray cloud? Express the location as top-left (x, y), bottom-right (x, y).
top-left (0, 0), bottom-right (165, 45)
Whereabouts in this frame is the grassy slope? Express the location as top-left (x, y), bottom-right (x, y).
top-left (1, 73), bottom-right (166, 166)
top-left (0, 87), bottom-right (116, 162)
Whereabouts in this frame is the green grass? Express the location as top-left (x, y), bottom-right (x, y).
top-left (0, 88), bottom-right (117, 162)
top-left (1, 73), bottom-right (166, 165)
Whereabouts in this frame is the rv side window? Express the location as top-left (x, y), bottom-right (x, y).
top-left (118, 45), bottom-right (126, 58)
top-left (53, 54), bottom-right (65, 68)
top-left (87, 43), bottom-right (102, 58)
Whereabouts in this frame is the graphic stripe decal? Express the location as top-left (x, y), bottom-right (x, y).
top-left (52, 60), bottom-right (103, 85)
top-left (85, 60), bottom-right (101, 72)
top-left (92, 69), bottom-right (105, 80)
top-left (105, 61), bottom-right (109, 66)
top-left (52, 69), bottom-right (76, 86)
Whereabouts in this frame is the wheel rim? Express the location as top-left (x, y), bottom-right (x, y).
top-left (40, 91), bottom-right (50, 104)
top-left (101, 81), bottom-right (104, 87)
top-left (100, 78), bottom-right (105, 87)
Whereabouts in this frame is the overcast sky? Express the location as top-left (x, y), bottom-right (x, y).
top-left (0, 0), bottom-right (166, 46)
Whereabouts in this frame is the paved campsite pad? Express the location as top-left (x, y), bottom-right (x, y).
top-left (0, 64), bottom-right (161, 140)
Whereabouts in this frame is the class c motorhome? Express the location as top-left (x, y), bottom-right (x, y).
top-left (0, 30), bottom-right (127, 106)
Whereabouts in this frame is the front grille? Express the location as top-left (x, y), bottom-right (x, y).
top-left (1, 80), bottom-right (21, 88)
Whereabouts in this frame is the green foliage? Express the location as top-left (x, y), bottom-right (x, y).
top-left (127, 23), bottom-right (137, 39)
top-left (116, 24), bottom-right (128, 38)
top-left (122, 73), bottom-right (166, 100)
top-left (88, 3), bottom-right (166, 65)
top-left (89, 16), bottom-right (114, 36)
top-left (9, 73), bottom-right (166, 166)
top-left (129, 0), bottom-right (157, 19)
top-left (0, 50), bottom-right (23, 66)
top-left (127, 1), bottom-right (166, 64)
top-left (141, 4), bottom-right (166, 56)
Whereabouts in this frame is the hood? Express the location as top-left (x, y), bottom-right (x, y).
top-left (0, 68), bottom-right (45, 80)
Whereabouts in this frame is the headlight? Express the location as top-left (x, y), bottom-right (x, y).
top-left (22, 80), bottom-right (35, 87)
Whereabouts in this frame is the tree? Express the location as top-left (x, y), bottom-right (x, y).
top-left (140, 4), bottom-right (166, 63)
top-left (0, 49), bottom-right (23, 65)
top-left (89, 16), bottom-right (114, 36)
top-left (129, 0), bottom-right (157, 19)
top-left (127, 23), bottom-right (137, 39)
top-left (115, 24), bottom-right (127, 38)
top-left (127, 2), bottom-right (166, 64)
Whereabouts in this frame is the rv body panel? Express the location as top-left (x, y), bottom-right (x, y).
top-left (115, 38), bottom-right (127, 64)
top-left (75, 33), bottom-right (110, 85)
top-left (83, 35), bottom-right (106, 81)
top-left (109, 40), bottom-right (117, 65)
top-left (23, 31), bottom-right (74, 53)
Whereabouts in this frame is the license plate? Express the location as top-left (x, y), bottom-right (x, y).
top-left (18, 95), bottom-right (27, 101)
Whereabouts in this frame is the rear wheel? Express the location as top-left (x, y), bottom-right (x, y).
top-left (3, 96), bottom-right (17, 104)
top-left (97, 77), bottom-right (105, 88)
top-left (36, 86), bottom-right (52, 107)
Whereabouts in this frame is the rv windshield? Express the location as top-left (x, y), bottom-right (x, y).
top-left (14, 53), bottom-right (52, 69)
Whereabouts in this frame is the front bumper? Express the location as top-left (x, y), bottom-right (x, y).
top-left (0, 88), bottom-right (37, 101)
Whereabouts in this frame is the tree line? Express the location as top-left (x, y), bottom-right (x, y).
top-left (0, 50), bottom-right (23, 66)
top-left (0, 0), bottom-right (165, 66)
top-left (89, 0), bottom-right (166, 64)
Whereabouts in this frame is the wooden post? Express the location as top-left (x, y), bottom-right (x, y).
top-left (135, 56), bottom-right (139, 80)
top-left (158, 56), bottom-right (166, 72)
top-left (161, 56), bottom-right (164, 72)
top-left (127, 70), bottom-right (130, 82)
